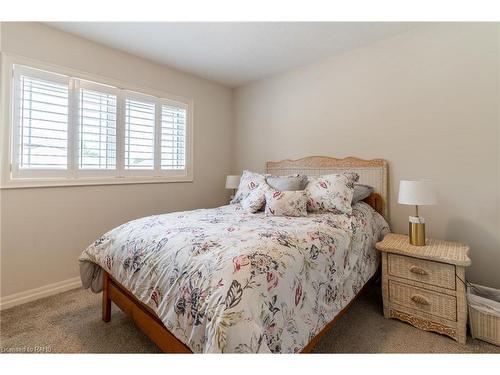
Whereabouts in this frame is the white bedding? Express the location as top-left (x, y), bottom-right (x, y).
top-left (79, 202), bottom-right (389, 353)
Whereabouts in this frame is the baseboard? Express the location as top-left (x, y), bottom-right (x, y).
top-left (0, 277), bottom-right (82, 311)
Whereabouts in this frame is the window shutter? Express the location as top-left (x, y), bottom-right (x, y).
top-left (79, 88), bottom-right (117, 169)
top-left (124, 98), bottom-right (156, 170)
top-left (161, 104), bottom-right (186, 170)
top-left (9, 63), bottom-right (192, 184)
top-left (17, 74), bottom-right (69, 169)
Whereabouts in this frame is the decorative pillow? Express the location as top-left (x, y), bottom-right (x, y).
top-left (241, 185), bottom-right (268, 213)
top-left (230, 170), bottom-right (267, 204)
top-left (265, 190), bottom-right (308, 217)
top-left (352, 184), bottom-right (374, 205)
top-left (305, 173), bottom-right (359, 214)
top-left (266, 175), bottom-right (308, 191)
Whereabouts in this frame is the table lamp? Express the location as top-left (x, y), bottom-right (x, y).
top-left (225, 175), bottom-right (241, 201)
top-left (398, 180), bottom-right (437, 246)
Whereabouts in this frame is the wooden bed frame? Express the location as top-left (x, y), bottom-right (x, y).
top-left (101, 156), bottom-right (389, 353)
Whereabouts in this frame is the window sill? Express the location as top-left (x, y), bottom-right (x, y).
top-left (0, 175), bottom-right (194, 189)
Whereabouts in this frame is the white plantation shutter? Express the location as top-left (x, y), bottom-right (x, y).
top-left (17, 73), bottom-right (69, 169)
top-left (9, 62), bottom-right (191, 185)
top-left (124, 98), bottom-right (156, 170)
top-left (79, 88), bottom-right (117, 169)
top-left (161, 104), bottom-right (186, 170)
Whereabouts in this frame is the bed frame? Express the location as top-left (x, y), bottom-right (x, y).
top-left (102, 156), bottom-right (389, 353)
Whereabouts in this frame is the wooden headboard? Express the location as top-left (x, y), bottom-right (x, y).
top-left (266, 156), bottom-right (389, 219)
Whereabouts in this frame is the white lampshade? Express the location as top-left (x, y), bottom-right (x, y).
top-left (225, 175), bottom-right (241, 189)
top-left (398, 180), bottom-right (437, 206)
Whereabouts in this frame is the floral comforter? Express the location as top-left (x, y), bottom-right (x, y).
top-left (79, 202), bottom-right (389, 353)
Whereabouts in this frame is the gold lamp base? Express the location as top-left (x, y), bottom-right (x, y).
top-left (409, 220), bottom-right (426, 246)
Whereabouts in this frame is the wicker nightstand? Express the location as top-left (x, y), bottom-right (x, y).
top-left (376, 233), bottom-right (471, 344)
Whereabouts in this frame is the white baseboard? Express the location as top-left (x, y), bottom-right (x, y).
top-left (0, 277), bottom-right (82, 311)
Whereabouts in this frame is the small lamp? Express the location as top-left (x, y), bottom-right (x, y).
top-left (398, 180), bottom-right (437, 246)
top-left (225, 175), bottom-right (241, 201)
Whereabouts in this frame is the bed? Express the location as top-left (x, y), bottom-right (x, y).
top-left (79, 156), bottom-right (390, 353)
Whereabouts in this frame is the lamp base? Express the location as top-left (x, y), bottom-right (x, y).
top-left (409, 216), bottom-right (426, 246)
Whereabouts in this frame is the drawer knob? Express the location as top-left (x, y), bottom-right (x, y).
top-left (411, 294), bottom-right (430, 305)
top-left (409, 266), bottom-right (428, 275)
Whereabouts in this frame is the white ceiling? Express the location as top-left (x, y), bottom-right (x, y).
top-left (47, 22), bottom-right (418, 87)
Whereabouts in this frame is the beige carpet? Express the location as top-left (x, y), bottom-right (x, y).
top-left (1, 284), bottom-right (499, 354)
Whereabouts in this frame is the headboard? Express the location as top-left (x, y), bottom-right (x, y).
top-left (266, 156), bottom-right (389, 219)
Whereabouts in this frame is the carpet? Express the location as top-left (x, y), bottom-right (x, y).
top-left (1, 284), bottom-right (499, 353)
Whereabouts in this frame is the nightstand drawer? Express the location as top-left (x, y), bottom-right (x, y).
top-left (388, 254), bottom-right (456, 290)
top-left (389, 281), bottom-right (457, 321)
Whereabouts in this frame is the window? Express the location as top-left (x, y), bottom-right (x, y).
top-left (6, 62), bottom-right (192, 187)
top-left (125, 98), bottom-right (155, 170)
top-left (17, 73), bottom-right (69, 170)
top-left (161, 104), bottom-right (187, 170)
top-left (79, 87), bottom-right (117, 170)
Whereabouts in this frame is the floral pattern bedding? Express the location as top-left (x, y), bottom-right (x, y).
top-left (230, 170), bottom-right (267, 204)
top-left (265, 189), bottom-right (308, 217)
top-left (306, 173), bottom-right (359, 215)
top-left (79, 202), bottom-right (389, 353)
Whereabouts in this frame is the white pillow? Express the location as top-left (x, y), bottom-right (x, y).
top-left (305, 173), bottom-right (359, 214)
top-left (230, 170), bottom-right (267, 204)
top-left (241, 186), bottom-right (267, 213)
top-left (265, 190), bottom-right (308, 217)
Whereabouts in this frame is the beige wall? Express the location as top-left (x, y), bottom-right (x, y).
top-left (233, 23), bottom-right (500, 287)
top-left (0, 22), bottom-right (233, 296)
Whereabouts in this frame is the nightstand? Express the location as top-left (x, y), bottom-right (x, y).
top-left (376, 233), bottom-right (471, 344)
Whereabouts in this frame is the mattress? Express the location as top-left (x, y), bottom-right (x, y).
top-left (79, 202), bottom-right (389, 353)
